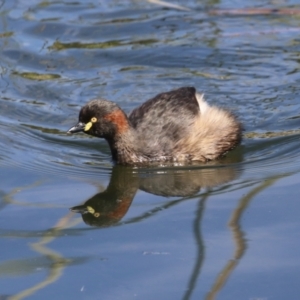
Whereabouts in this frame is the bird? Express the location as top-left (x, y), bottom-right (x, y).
top-left (67, 87), bottom-right (242, 165)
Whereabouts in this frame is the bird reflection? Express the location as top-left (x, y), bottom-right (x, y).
top-left (70, 154), bottom-right (242, 227)
top-left (71, 166), bottom-right (139, 227)
top-left (70, 153), bottom-right (261, 300)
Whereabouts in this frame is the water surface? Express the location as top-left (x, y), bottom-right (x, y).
top-left (1, 0), bottom-right (300, 299)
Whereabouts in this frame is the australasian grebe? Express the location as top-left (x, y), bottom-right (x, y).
top-left (68, 87), bottom-right (242, 164)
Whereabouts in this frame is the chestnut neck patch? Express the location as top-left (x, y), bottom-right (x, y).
top-left (104, 109), bottom-right (129, 134)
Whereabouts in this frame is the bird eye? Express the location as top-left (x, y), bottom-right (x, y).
top-left (94, 212), bottom-right (100, 218)
top-left (91, 117), bottom-right (97, 123)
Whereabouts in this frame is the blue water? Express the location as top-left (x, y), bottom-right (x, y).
top-left (1, 0), bottom-right (300, 299)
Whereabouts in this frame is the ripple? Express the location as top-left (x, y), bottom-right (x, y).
top-left (1, 113), bottom-right (300, 182)
top-left (0, 121), bottom-right (112, 179)
top-left (1, 0), bottom-right (300, 185)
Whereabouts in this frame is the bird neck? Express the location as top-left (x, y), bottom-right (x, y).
top-left (105, 126), bottom-right (145, 164)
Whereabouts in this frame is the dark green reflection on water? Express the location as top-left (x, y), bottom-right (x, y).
top-left (12, 71), bottom-right (61, 81)
top-left (49, 39), bottom-right (159, 51)
top-left (0, 32), bottom-right (13, 38)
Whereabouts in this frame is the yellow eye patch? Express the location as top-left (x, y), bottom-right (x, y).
top-left (84, 122), bottom-right (92, 131)
top-left (84, 117), bottom-right (97, 131)
top-left (86, 206), bottom-right (95, 214)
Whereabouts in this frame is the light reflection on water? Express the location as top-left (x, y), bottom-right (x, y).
top-left (0, 0), bottom-right (300, 299)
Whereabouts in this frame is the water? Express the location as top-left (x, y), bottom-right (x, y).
top-left (1, 0), bottom-right (300, 299)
